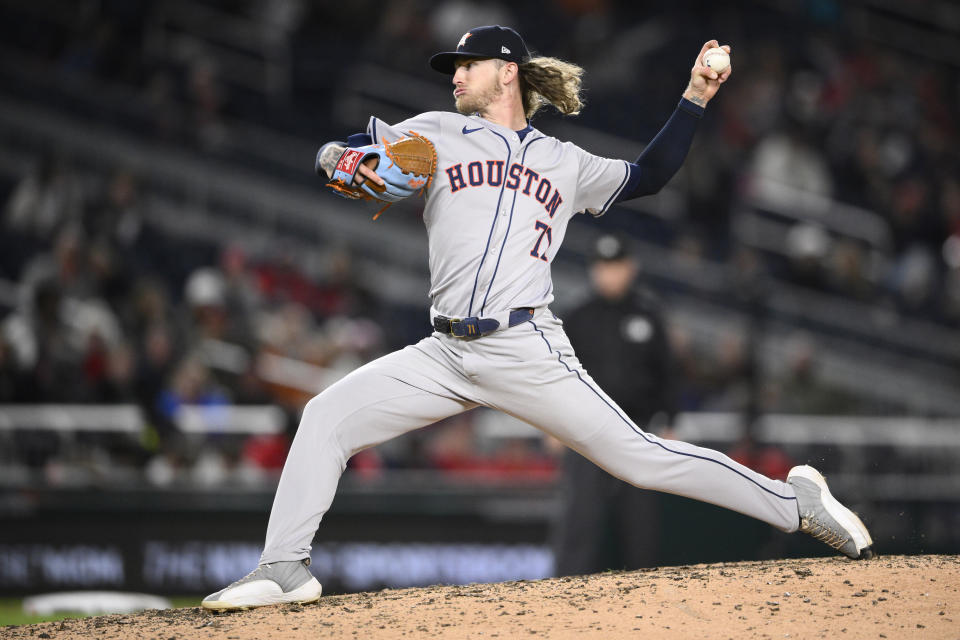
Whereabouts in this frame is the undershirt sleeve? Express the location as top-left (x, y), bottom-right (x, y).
top-left (346, 133), bottom-right (373, 147)
top-left (616, 97), bottom-right (704, 202)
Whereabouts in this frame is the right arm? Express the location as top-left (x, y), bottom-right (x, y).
top-left (616, 98), bottom-right (703, 200)
top-left (616, 40), bottom-right (732, 201)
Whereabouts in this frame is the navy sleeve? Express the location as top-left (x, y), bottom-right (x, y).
top-left (347, 132), bottom-right (373, 147)
top-left (616, 98), bottom-right (704, 202)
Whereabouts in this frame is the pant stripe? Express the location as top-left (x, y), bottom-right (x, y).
top-left (528, 320), bottom-right (797, 502)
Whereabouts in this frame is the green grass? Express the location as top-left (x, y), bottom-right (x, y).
top-left (0, 597), bottom-right (201, 627)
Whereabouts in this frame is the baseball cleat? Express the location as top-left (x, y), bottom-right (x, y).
top-left (201, 559), bottom-right (322, 611)
top-left (788, 465), bottom-right (874, 560)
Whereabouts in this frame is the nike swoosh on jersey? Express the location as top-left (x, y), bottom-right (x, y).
top-left (461, 125), bottom-right (484, 134)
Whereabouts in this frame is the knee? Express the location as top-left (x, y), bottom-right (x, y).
top-left (295, 392), bottom-right (348, 459)
top-left (301, 392), bottom-right (327, 419)
top-left (301, 380), bottom-right (357, 423)
top-left (299, 393), bottom-right (329, 432)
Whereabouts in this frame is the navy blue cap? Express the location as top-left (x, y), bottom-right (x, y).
top-left (430, 25), bottom-right (530, 74)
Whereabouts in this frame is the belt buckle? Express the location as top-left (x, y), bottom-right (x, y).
top-left (450, 317), bottom-right (482, 338)
top-left (448, 317), bottom-right (461, 337)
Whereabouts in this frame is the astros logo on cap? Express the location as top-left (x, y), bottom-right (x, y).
top-left (457, 32), bottom-right (472, 49)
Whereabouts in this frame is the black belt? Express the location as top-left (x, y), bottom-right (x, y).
top-left (433, 308), bottom-right (535, 338)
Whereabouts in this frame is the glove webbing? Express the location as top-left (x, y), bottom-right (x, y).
top-left (371, 131), bottom-right (435, 220)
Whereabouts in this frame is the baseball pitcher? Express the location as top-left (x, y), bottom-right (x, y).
top-left (202, 25), bottom-right (872, 611)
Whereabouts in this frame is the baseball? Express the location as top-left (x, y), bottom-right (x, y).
top-left (703, 46), bottom-right (730, 73)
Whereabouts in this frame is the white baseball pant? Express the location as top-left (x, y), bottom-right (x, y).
top-left (260, 309), bottom-right (799, 563)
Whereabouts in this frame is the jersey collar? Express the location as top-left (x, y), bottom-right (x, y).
top-left (464, 114), bottom-right (542, 145)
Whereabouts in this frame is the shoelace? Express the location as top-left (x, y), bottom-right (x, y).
top-left (801, 513), bottom-right (849, 549)
top-left (225, 565), bottom-right (267, 589)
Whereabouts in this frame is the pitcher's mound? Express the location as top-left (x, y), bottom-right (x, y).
top-left (6, 554), bottom-right (958, 639)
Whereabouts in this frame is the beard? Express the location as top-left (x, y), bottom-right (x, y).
top-left (455, 76), bottom-right (503, 115)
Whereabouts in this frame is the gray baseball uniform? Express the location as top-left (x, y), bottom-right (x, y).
top-left (259, 111), bottom-right (800, 565)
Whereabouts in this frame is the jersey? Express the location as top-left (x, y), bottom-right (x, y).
top-left (367, 111), bottom-right (629, 318)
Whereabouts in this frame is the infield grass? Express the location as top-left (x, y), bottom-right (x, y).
top-left (0, 596), bottom-right (200, 627)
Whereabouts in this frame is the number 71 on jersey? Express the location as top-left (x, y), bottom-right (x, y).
top-left (530, 220), bottom-right (552, 262)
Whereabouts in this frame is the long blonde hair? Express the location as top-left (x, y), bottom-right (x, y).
top-left (518, 56), bottom-right (585, 119)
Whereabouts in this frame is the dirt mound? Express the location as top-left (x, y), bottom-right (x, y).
top-left (4, 555), bottom-right (957, 640)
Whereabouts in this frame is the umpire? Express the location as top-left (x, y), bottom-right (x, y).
top-left (553, 233), bottom-right (677, 575)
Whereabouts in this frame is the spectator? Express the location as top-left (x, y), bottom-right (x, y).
top-left (182, 266), bottom-right (255, 348)
top-left (314, 247), bottom-right (379, 320)
top-left (0, 333), bottom-right (25, 401)
top-left (84, 169), bottom-right (144, 250)
top-left (186, 57), bottom-right (229, 151)
top-left (747, 118), bottom-right (833, 199)
top-left (4, 152), bottom-right (84, 239)
top-left (155, 354), bottom-right (229, 422)
top-left (2, 270), bottom-right (124, 403)
top-left (764, 332), bottom-right (861, 414)
top-left (825, 238), bottom-right (874, 301)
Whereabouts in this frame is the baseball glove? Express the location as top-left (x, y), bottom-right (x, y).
top-left (327, 132), bottom-right (437, 219)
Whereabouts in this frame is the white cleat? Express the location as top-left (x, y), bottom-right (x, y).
top-left (201, 559), bottom-right (322, 611)
top-left (788, 465), bottom-right (874, 560)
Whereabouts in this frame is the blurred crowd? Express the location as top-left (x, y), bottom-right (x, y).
top-left (0, 155), bottom-right (561, 485)
top-left (0, 155), bottom-right (399, 482)
top-left (0, 0), bottom-right (958, 487)
top-left (311, 0), bottom-right (959, 324)
top-left (2, 1), bottom-right (957, 319)
top-left (690, 30), bottom-right (960, 322)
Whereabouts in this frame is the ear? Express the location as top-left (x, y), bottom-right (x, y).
top-left (500, 61), bottom-right (518, 85)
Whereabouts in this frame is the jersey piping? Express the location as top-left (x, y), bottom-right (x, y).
top-left (478, 135), bottom-right (546, 315)
top-left (528, 319), bottom-right (798, 502)
top-left (593, 160), bottom-right (631, 216)
top-left (466, 128), bottom-right (513, 316)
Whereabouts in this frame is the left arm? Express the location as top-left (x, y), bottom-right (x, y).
top-left (617, 39), bottom-right (732, 201)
